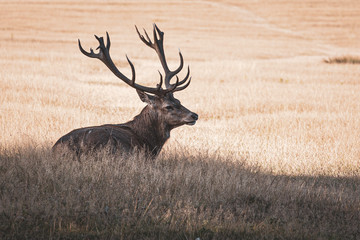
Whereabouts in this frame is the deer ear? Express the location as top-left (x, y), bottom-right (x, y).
top-left (136, 90), bottom-right (155, 105)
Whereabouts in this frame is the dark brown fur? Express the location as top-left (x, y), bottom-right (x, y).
top-left (53, 93), bottom-right (198, 158)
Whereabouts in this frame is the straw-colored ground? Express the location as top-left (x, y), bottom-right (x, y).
top-left (1, 1), bottom-right (359, 239)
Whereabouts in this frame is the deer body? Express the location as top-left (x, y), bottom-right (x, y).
top-left (53, 25), bottom-right (198, 157)
top-left (53, 112), bottom-right (168, 157)
top-left (54, 97), bottom-right (197, 157)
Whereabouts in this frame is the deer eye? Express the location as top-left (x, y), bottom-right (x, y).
top-left (165, 106), bottom-right (174, 111)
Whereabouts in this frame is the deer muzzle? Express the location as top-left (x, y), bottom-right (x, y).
top-left (186, 112), bottom-right (198, 125)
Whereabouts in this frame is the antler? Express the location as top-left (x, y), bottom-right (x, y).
top-left (78, 24), bottom-right (191, 96)
top-left (135, 24), bottom-right (191, 93)
top-left (78, 32), bottom-right (170, 95)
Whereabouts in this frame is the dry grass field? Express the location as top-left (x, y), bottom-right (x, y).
top-left (1, 0), bottom-right (360, 239)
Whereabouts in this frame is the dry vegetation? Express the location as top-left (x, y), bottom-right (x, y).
top-left (324, 56), bottom-right (360, 64)
top-left (1, 0), bottom-right (360, 239)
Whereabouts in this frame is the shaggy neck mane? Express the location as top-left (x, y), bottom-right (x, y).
top-left (124, 106), bottom-right (170, 155)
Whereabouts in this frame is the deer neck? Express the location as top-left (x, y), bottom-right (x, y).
top-left (126, 106), bottom-right (170, 154)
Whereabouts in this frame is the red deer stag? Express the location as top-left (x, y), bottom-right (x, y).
top-left (53, 24), bottom-right (198, 157)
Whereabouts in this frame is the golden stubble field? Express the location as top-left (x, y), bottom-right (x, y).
top-left (1, 0), bottom-right (359, 175)
top-left (1, 0), bottom-right (360, 239)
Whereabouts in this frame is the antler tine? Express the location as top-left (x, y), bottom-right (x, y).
top-left (144, 29), bottom-right (152, 44)
top-left (153, 24), bottom-right (171, 74)
top-left (165, 75), bottom-right (179, 93)
top-left (157, 71), bottom-right (163, 91)
top-left (106, 31), bottom-right (111, 49)
top-left (135, 25), bottom-right (152, 47)
top-left (171, 50), bottom-right (184, 75)
top-left (78, 39), bottom-right (98, 58)
top-left (172, 77), bottom-right (191, 93)
top-left (177, 65), bottom-right (190, 86)
top-left (161, 73), bottom-right (191, 94)
top-left (79, 32), bottom-right (166, 95)
top-left (135, 24), bottom-right (190, 93)
top-left (153, 23), bottom-right (164, 43)
top-left (125, 55), bottom-right (136, 85)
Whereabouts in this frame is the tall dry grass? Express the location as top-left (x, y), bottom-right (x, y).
top-left (1, 0), bottom-right (360, 239)
top-left (1, 146), bottom-right (359, 239)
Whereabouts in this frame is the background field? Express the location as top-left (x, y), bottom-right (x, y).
top-left (1, 0), bottom-right (359, 239)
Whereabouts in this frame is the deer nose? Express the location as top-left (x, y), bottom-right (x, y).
top-left (191, 113), bottom-right (198, 121)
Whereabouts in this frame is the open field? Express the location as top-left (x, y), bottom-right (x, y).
top-left (1, 0), bottom-right (360, 239)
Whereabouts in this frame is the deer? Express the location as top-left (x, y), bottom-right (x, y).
top-left (52, 24), bottom-right (198, 158)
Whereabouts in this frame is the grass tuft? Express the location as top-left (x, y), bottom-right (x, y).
top-left (324, 56), bottom-right (360, 64)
